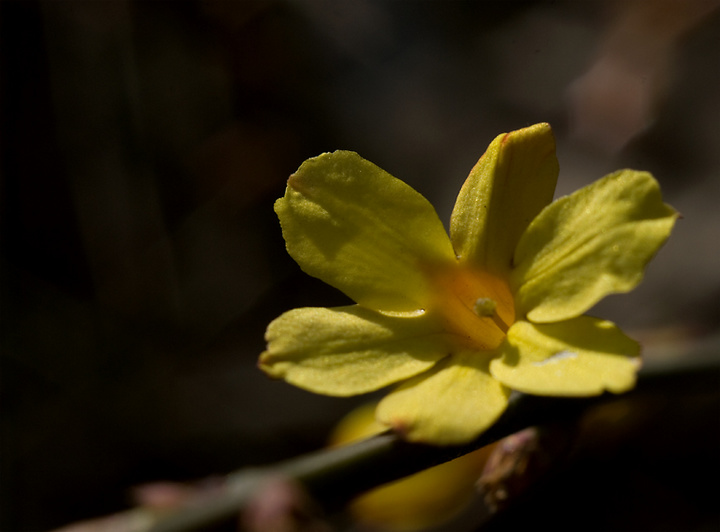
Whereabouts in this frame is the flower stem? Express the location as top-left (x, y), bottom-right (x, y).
top-left (56, 338), bottom-right (720, 532)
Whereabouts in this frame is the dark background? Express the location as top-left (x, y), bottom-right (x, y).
top-left (1, 1), bottom-right (719, 530)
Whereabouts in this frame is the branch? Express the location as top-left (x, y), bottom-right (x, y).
top-left (56, 340), bottom-right (720, 532)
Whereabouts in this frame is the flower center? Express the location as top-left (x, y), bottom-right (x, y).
top-left (427, 265), bottom-right (515, 351)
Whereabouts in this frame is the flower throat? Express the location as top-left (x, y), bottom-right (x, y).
top-left (429, 265), bottom-right (514, 351)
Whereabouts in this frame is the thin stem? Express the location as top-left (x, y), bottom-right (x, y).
top-left (149, 349), bottom-right (719, 532)
top-left (56, 343), bottom-right (720, 532)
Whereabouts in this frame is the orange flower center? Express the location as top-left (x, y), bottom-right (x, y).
top-left (427, 265), bottom-right (515, 351)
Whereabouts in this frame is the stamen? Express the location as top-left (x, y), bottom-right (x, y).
top-left (473, 297), bottom-right (510, 333)
top-left (473, 297), bottom-right (497, 317)
top-left (426, 264), bottom-right (514, 350)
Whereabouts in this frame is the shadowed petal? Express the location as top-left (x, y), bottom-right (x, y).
top-left (260, 306), bottom-right (450, 396)
top-left (276, 151), bottom-right (456, 313)
top-left (376, 352), bottom-right (510, 445)
top-left (490, 318), bottom-right (640, 396)
top-left (450, 123), bottom-right (558, 276)
top-left (329, 403), bottom-right (492, 531)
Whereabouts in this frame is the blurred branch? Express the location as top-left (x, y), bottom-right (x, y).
top-left (56, 336), bottom-right (720, 532)
top-left (568, 0), bottom-right (720, 152)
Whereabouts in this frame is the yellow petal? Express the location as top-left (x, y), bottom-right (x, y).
top-left (450, 123), bottom-right (559, 276)
top-left (276, 151), bottom-right (456, 312)
top-left (329, 403), bottom-right (388, 444)
top-left (349, 449), bottom-right (488, 531)
top-left (376, 352), bottom-right (510, 445)
top-left (330, 403), bottom-right (493, 532)
top-left (512, 170), bottom-right (678, 322)
top-left (260, 306), bottom-right (450, 396)
top-left (489, 318), bottom-right (640, 396)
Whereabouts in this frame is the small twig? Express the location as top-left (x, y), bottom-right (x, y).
top-left (56, 336), bottom-right (720, 532)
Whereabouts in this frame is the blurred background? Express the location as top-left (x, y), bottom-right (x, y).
top-left (1, 1), bottom-right (718, 530)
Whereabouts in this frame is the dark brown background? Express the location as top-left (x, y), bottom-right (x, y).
top-left (1, 1), bottom-right (718, 530)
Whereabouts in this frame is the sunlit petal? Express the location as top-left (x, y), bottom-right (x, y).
top-left (260, 306), bottom-right (451, 396)
top-left (377, 352), bottom-right (510, 444)
top-left (276, 151), bottom-right (456, 312)
top-left (512, 170), bottom-right (677, 322)
top-left (490, 318), bottom-right (640, 396)
top-left (450, 123), bottom-right (558, 276)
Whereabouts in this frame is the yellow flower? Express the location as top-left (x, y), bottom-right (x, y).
top-left (259, 123), bottom-right (677, 445)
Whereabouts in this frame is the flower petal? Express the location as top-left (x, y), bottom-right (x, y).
top-left (376, 352), bottom-right (511, 444)
top-left (330, 403), bottom-right (492, 531)
top-left (450, 123), bottom-right (558, 276)
top-left (512, 170), bottom-right (678, 322)
top-left (489, 318), bottom-right (640, 396)
top-left (276, 151), bottom-right (456, 312)
top-left (260, 306), bottom-right (451, 396)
